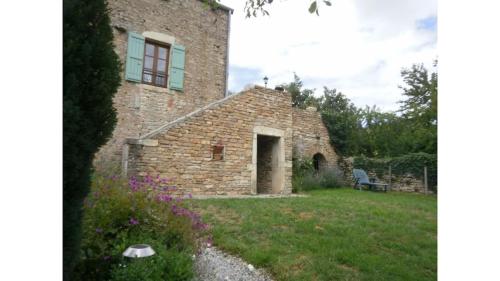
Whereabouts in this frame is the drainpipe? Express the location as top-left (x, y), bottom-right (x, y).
top-left (224, 9), bottom-right (231, 97)
top-left (121, 143), bottom-right (129, 178)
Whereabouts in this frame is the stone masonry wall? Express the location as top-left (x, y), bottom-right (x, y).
top-left (292, 107), bottom-right (339, 168)
top-left (95, 0), bottom-right (230, 168)
top-left (340, 157), bottom-right (430, 193)
top-left (127, 87), bottom-right (293, 195)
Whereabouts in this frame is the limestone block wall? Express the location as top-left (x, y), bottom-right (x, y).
top-left (292, 107), bottom-right (339, 167)
top-left (340, 157), bottom-right (430, 193)
top-left (126, 87), bottom-right (293, 195)
top-left (95, 0), bottom-right (231, 167)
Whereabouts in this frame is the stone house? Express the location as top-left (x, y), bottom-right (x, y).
top-left (96, 0), bottom-right (339, 195)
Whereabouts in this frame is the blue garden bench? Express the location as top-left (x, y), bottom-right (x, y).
top-left (352, 168), bottom-right (388, 192)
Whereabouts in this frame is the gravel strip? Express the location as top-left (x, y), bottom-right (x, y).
top-left (194, 246), bottom-right (274, 281)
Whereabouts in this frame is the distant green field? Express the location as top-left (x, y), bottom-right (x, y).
top-left (193, 189), bottom-right (437, 281)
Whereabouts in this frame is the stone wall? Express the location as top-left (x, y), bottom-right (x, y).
top-left (292, 107), bottom-right (339, 168)
top-left (340, 157), bottom-right (430, 193)
top-left (126, 87), bottom-right (293, 195)
top-left (95, 0), bottom-right (231, 167)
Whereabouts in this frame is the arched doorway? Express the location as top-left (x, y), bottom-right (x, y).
top-left (313, 153), bottom-right (327, 172)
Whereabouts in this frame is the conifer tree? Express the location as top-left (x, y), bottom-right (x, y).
top-left (63, 0), bottom-right (120, 278)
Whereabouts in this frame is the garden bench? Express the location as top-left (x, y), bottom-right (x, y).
top-left (352, 168), bottom-right (388, 192)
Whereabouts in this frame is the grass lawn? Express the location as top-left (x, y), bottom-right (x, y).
top-left (192, 188), bottom-right (437, 281)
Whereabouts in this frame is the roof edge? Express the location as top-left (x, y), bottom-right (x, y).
top-left (199, 0), bottom-right (234, 13)
top-left (136, 86), bottom-right (289, 141)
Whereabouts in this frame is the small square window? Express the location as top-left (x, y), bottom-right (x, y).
top-left (142, 41), bottom-right (170, 88)
top-left (212, 145), bottom-right (224, 160)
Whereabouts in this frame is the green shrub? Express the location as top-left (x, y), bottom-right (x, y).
top-left (318, 167), bottom-right (345, 188)
top-left (109, 239), bottom-right (194, 281)
top-left (293, 157), bottom-right (345, 192)
top-left (75, 174), bottom-right (207, 280)
top-left (297, 173), bottom-right (321, 191)
top-left (292, 157), bottom-right (315, 177)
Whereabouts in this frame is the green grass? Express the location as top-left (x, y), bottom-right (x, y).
top-left (193, 189), bottom-right (437, 281)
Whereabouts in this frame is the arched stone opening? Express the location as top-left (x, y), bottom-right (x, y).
top-left (313, 153), bottom-right (327, 172)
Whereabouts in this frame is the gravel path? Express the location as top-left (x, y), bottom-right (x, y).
top-left (194, 246), bottom-right (274, 281)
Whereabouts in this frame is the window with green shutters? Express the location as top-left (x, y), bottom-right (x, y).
top-left (125, 32), bottom-right (185, 91)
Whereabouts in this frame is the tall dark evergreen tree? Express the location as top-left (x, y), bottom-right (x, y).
top-left (63, 0), bottom-right (120, 279)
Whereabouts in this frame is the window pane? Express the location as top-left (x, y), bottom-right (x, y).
top-left (145, 43), bottom-right (155, 56)
top-left (144, 56), bottom-right (154, 70)
top-left (155, 75), bottom-right (165, 86)
top-left (156, 59), bottom-right (166, 72)
top-left (143, 73), bottom-right (152, 83)
top-left (158, 47), bottom-right (167, 59)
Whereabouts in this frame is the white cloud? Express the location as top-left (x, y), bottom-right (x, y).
top-left (220, 0), bottom-right (437, 111)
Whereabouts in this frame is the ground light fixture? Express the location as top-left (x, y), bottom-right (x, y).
top-left (122, 244), bottom-right (156, 258)
top-left (263, 76), bottom-right (269, 88)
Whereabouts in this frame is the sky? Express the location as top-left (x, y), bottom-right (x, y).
top-left (219, 0), bottom-right (437, 111)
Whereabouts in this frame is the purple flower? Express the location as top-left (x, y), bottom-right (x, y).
top-left (145, 175), bottom-right (153, 185)
top-left (129, 218), bottom-right (139, 225)
top-left (158, 194), bottom-right (172, 202)
top-left (129, 176), bottom-right (141, 191)
top-left (171, 205), bottom-right (181, 216)
top-left (95, 227), bottom-right (103, 233)
top-left (103, 255), bottom-right (111, 261)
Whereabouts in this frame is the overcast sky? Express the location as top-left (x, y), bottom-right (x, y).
top-left (219, 0), bottom-right (437, 111)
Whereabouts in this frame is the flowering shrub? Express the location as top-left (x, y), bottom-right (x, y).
top-left (292, 158), bottom-right (346, 192)
top-left (74, 174), bottom-right (209, 281)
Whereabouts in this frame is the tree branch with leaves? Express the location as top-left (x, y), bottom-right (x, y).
top-left (203, 0), bottom-right (333, 17)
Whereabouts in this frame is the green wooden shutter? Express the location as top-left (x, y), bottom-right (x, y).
top-left (125, 32), bottom-right (145, 82)
top-left (169, 44), bottom-right (185, 91)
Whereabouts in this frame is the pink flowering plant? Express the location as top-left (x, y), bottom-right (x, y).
top-left (75, 173), bottom-right (209, 281)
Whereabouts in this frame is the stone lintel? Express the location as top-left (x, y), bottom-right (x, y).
top-left (142, 31), bottom-right (175, 45)
top-left (253, 126), bottom-right (284, 137)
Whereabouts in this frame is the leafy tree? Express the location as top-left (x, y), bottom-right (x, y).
top-left (399, 62), bottom-right (438, 124)
top-left (280, 61), bottom-right (438, 158)
top-left (63, 0), bottom-right (121, 279)
top-left (358, 106), bottom-right (411, 157)
top-left (398, 62), bottom-right (438, 154)
top-left (320, 87), bottom-right (363, 156)
top-left (279, 73), bottom-right (318, 109)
